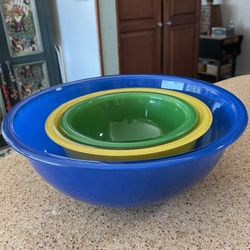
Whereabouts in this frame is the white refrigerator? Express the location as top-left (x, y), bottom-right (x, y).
top-left (50, 0), bottom-right (102, 83)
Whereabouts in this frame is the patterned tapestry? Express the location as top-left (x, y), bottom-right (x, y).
top-left (13, 61), bottom-right (49, 99)
top-left (0, 0), bottom-right (43, 57)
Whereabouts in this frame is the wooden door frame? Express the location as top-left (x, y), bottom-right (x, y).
top-left (115, 0), bottom-right (122, 74)
top-left (96, 0), bottom-right (121, 75)
top-left (191, 0), bottom-right (201, 77)
top-left (94, 0), bottom-right (104, 76)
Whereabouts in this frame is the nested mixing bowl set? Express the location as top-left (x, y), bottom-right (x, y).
top-left (2, 75), bottom-right (247, 207)
top-left (45, 87), bottom-right (212, 161)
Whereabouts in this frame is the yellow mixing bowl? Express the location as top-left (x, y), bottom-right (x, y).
top-left (45, 88), bottom-right (213, 161)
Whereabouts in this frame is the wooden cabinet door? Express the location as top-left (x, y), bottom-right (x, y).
top-left (117, 0), bottom-right (162, 74)
top-left (163, 0), bottom-right (200, 77)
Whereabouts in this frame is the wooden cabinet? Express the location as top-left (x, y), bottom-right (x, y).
top-left (117, 0), bottom-right (162, 74)
top-left (116, 0), bottom-right (200, 76)
top-left (198, 35), bottom-right (243, 82)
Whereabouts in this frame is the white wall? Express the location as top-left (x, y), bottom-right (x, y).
top-left (201, 0), bottom-right (222, 5)
top-left (49, 0), bottom-right (101, 82)
top-left (98, 0), bottom-right (119, 75)
top-left (221, 0), bottom-right (250, 75)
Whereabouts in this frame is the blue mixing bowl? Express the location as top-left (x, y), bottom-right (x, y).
top-left (2, 75), bottom-right (248, 208)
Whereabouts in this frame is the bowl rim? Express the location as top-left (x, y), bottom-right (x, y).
top-left (2, 75), bottom-right (248, 170)
top-left (60, 91), bottom-right (198, 149)
top-left (45, 87), bottom-right (212, 160)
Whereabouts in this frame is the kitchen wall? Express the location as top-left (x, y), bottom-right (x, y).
top-left (98, 0), bottom-right (119, 75)
top-left (49, 0), bottom-right (101, 82)
top-left (221, 0), bottom-right (250, 75)
top-left (201, 0), bottom-right (222, 5)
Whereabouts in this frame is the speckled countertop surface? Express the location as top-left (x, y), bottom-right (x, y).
top-left (0, 76), bottom-right (250, 250)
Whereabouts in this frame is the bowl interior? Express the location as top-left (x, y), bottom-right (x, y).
top-left (60, 91), bottom-right (198, 149)
top-left (10, 76), bottom-right (242, 159)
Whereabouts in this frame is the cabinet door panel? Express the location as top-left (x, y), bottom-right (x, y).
top-left (120, 30), bottom-right (159, 73)
top-left (172, 0), bottom-right (196, 15)
top-left (169, 25), bottom-right (196, 76)
top-left (163, 0), bottom-right (200, 77)
top-left (119, 0), bottom-right (153, 20)
top-left (117, 0), bottom-right (162, 74)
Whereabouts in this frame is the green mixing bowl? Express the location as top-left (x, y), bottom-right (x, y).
top-left (59, 91), bottom-right (198, 149)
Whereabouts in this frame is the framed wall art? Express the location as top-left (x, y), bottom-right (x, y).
top-left (13, 61), bottom-right (49, 99)
top-left (0, 0), bottom-right (43, 57)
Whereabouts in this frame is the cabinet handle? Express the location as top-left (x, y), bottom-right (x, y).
top-left (166, 21), bottom-right (172, 26)
top-left (157, 22), bottom-right (163, 28)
